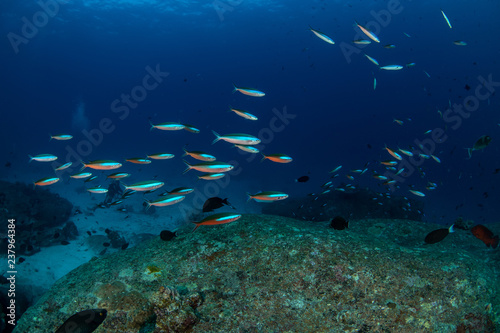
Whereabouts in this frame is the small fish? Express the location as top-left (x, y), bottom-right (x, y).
top-left (295, 176), bottom-right (310, 183)
top-left (353, 39), bottom-right (371, 45)
top-left (329, 165), bottom-right (342, 173)
top-left (423, 70), bottom-right (431, 78)
top-left (182, 123), bottom-right (200, 133)
top-left (309, 26), bottom-right (335, 44)
top-left (364, 54), bottom-right (379, 66)
top-left (122, 181), bottom-right (164, 192)
top-left (198, 173), bottom-right (226, 180)
top-left (50, 134), bottom-right (73, 141)
top-left (409, 189), bottom-right (425, 197)
top-left (403, 32), bottom-right (411, 38)
top-left (212, 131), bottom-right (261, 145)
top-left (203, 197), bottom-right (236, 212)
top-left (453, 40), bottom-right (467, 46)
top-left (126, 158), bottom-right (151, 164)
top-left (147, 153), bottom-right (175, 160)
top-left (406, 62), bottom-right (416, 68)
top-left (150, 122), bottom-right (185, 131)
top-left (247, 191), bottom-right (288, 202)
top-left (54, 162), bottom-right (72, 171)
top-left (60, 240), bottom-right (70, 245)
top-left (355, 21), bottom-right (380, 43)
top-left (165, 187), bottom-right (195, 195)
top-left (84, 175), bottom-right (98, 183)
top-left (145, 195), bottom-right (185, 209)
top-left (380, 160), bottom-right (399, 166)
top-left (330, 216), bottom-right (349, 230)
top-left (467, 135), bottom-right (492, 158)
top-left (383, 44), bottom-right (396, 49)
top-left (160, 230), bottom-right (177, 241)
top-left (261, 153), bottom-right (293, 163)
top-left (441, 9), bottom-right (452, 29)
top-left (183, 148), bottom-right (216, 161)
top-left (393, 118), bottom-right (404, 125)
top-left (192, 212), bottom-right (242, 232)
top-left (234, 144), bottom-right (260, 154)
top-left (373, 77), bottom-right (377, 90)
top-left (425, 225), bottom-right (454, 244)
top-left (107, 172), bottom-right (130, 179)
top-left (183, 160), bottom-right (234, 174)
top-left (81, 160), bottom-right (122, 170)
top-left (385, 146), bottom-right (402, 160)
top-left (431, 155), bottom-right (441, 163)
top-left (70, 172), bottom-right (93, 179)
top-left (34, 177), bottom-right (60, 187)
top-left (471, 225), bottom-right (499, 248)
top-left (232, 84), bottom-right (265, 97)
top-left (87, 187), bottom-right (108, 194)
top-left (229, 107), bottom-right (258, 120)
top-left (398, 148), bottom-right (413, 157)
top-left (29, 154), bottom-right (58, 162)
top-left (380, 65), bottom-right (403, 71)
top-left (55, 309), bottom-right (107, 333)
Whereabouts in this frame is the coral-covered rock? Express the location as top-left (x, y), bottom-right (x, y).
top-left (13, 215), bottom-right (500, 332)
top-left (0, 180), bottom-right (73, 255)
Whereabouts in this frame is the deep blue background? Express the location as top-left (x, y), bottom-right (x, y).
top-left (1, 0), bottom-right (499, 224)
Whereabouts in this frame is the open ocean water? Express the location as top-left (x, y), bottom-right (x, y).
top-left (1, 0), bottom-right (500, 330)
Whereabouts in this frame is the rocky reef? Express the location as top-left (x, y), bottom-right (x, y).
top-left (0, 180), bottom-right (73, 255)
top-left (14, 215), bottom-right (499, 332)
top-left (262, 187), bottom-right (424, 222)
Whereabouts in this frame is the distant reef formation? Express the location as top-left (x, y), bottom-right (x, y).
top-left (14, 215), bottom-right (499, 332)
top-left (0, 180), bottom-right (73, 255)
top-left (263, 187), bottom-right (424, 221)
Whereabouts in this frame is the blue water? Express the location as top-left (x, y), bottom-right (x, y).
top-left (1, 0), bottom-right (500, 225)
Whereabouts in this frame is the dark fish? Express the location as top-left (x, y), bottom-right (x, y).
top-left (103, 242), bottom-right (110, 247)
top-left (84, 175), bottom-right (98, 183)
top-left (160, 230), bottom-right (176, 241)
top-left (471, 225), bottom-right (499, 248)
top-left (202, 197), bottom-right (235, 212)
top-left (86, 231), bottom-right (92, 236)
top-left (54, 232), bottom-right (60, 239)
top-left (61, 241), bottom-right (70, 245)
top-left (295, 176), bottom-right (310, 183)
top-left (18, 257), bottom-right (25, 263)
top-left (55, 308), bottom-right (107, 333)
top-left (464, 84), bottom-right (471, 91)
top-left (330, 216), bottom-right (349, 230)
top-left (467, 135), bottom-right (492, 158)
top-left (424, 225), bottom-right (454, 244)
top-left (121, 243), bottom-right (129, 250)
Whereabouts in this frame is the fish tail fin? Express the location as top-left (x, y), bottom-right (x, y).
top-left (246, 192), bottom-right (253, 202)
top-left (232, 83), bottom-right (237, 93)
top-left (144, 200), bottom-right (151, 211)
top-left (49, 133), bottom-right (53, 141)
top-left (448, 224), bottom-right (455, 233)
top-left (466, 148), bottom-right (472, 159)
top-left (211, 130), bottom-right (221, 144)
top-left (182, 160), bottom-right (192, 174)
top-left (192, 223), bottom-right (200, 232)
top-left (260, 153), bottom-right (266, 162)
top-left (182, 146), bottom-right (188, 157)
top-left (149, 121), bottom-right (155, 131)
top-left (79, 161), bottom-right (86, 172)
top-left (28, 155), bottom-right (33, 163)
